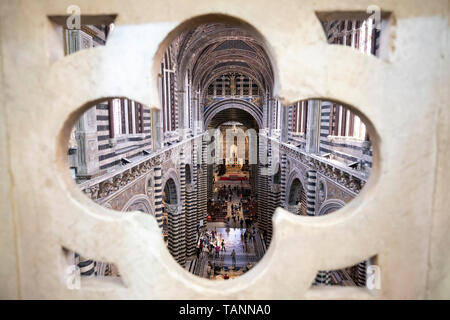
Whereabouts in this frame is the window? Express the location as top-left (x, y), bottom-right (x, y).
top-left (324, 17), bottom-right (378, 57)
top-left (110, 98), bottom-right (144, 137)
top-left (290, 101), bottom-right (308, 134)
top-left (329, 103), bottom-right (366, 139)
top-left (205, 73), bottom-right (259, 98)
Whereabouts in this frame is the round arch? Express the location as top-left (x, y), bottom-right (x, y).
top-left (285, 169), bottom-right (307, 208)
top-left (161, 169), bottom-right (180, 205)
top-left (318, 199), bottom-right (346, 216)
top-left (204, 98), bottom-right (263, 129)
top-left (287, 178), bottom-right (307, 215)
top-left (163, 178), bottom-right (178, 205)
top-left (122, 194), bottom-right (153, 214)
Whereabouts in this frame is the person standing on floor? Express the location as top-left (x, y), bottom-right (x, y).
top-left (221, 239), bottom-right (226, 252)
top-left (215, 245), bottom-right (220, 258)
top-left (231, 249), bottom-right (236, 268)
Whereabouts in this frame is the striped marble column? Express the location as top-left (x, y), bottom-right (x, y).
top-left (78, 256), bottom-right (95, 277)
top-left (192, 141), bottom-right (199, 227)
top-left (280, 153), bottom-right (288, 208)
top-left (154, 166), bottom-right (163, 229)
top-left (256, 138), bottom-right (264, 229)
top-left (177, 151), bottom-right (187, 263)
top-left (185, 181), bottom-right (197, 258)
top-left (266, 185), bottom-right (279, 245)
top-left (198, 138), bottom-right (208, 229)
top-left (287, 105), bottom-right (293, 141)
top-left (265, 141), bottom-right (279, 245)
top-left (315, 270), bottom-right (331, 285)
top-left (306, 170), bottom-right (317, 216)
top-left (356, 261), bottom-right (367, 287)
top-left (257, 136), bottom-right (269, 243)
top-left (167, 204), bottom-right (185, 264)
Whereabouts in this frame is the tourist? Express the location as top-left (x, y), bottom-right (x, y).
top-left (221, 239), bottom-right (226, 251)
top-left (215, 245), bottom-right (220, 258)
top-left (231, 249), bottom-right (236, 267)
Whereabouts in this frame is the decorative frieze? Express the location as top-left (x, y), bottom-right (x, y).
top-left (78, 135), bottom-right (205, 203)
top-left (274, 137), bottom-right (367, 196)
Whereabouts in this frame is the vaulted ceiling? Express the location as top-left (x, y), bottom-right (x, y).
top-left (175, 23), bottom-right (274, 95)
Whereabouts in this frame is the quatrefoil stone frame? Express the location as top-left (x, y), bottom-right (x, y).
top-left (2, 0), bottom-right (447, 299)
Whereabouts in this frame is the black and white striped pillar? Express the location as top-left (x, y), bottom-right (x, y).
top-left (356, 261), bottom-right (367, 287)
top-left (315, 270), bottom-right (331, 285)
top-left (186, 141), bottom-right (199, 257)
top-left (257, 136), bottom-right (270, 244)
top-left (257, 137), bottom-right (265, 230)
top-left (174, 151), bottom-right (187, 264)
top-left (185, 182), bottom-right (197, 258)
top-left (280, 153), bottom-right (288, 208)
top-left (198, 138), bottom-right (208, 229)
top-left (154, 166), bottom-right (163, 229)
top-left (167, 203), bottom-right (185, 264)
top-left (78, 256), bottom-right (95, 277)
top-left (306, 170), bottom-right (317, 216)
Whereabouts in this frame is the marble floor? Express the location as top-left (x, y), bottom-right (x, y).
top-left (185, 225), bottom-right (266, 280)
top-left (184, 165), bottom-right (266, 280)
top-left (185, 177), bottom-right (266, 280)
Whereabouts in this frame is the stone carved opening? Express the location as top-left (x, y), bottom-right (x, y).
top-left (65, 96), bottom-right (155, 282)
top-left (62, 247), bottom-right (123, 287)
top-left (312, 255), bottom-right (379, 289)
top-left (284, 98), bottom-right (374, 219)
top-left (57, 17), bottom-right (160, 284)
top-left (155, 15), bottom-right (276, 280)
top-left (47, 15), bottom-right (116, 64)
top-left (60, 12), bottom-right (379, 287)
top-left (316, 10), bottom-right (394, 62)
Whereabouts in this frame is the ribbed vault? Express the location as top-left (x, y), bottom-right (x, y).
top-left (175, 23), bottom-right (274, 96)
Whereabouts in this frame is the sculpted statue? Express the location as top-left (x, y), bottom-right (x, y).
top-left (99, 181), bottom-right (113, 198)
